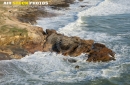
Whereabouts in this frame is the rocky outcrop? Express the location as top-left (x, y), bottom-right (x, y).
top-left (0, 27), bottom-right (115, 62)
top-left (0, 26), bottom-right (46, 60)
top-left (16, 0), bottom-right (76, 25)
top-left (87, 43), bottom-right (115, 62)
top-left (0, 0), bottom-right (115, 62)
top-left (49, 0), bottom-right (75, 7)
top-left (0, 46), bottom-right (28, 60)
top-left (16, 7), bottom-right (57, 25)
top-left (42, 29), bottom-right (115, 62)
top-left (43, 29), bottom-right (94, 56)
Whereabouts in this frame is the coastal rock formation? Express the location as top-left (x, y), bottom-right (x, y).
top-left (0, 0), bottom-right (115, 62)
top-left (0, 27), bottom-right (115, 62)
top-left (43, 29), bottom-right (94, 56)
top-left (0, 46), bottom-right (28, 60)
top-left (42, 29), bottom-right (115, 62)
top-left (87, 43), bottom-right (115, 62)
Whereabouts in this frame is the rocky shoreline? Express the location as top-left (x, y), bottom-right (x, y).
top-left (0, 28), bottom-right (115, 62)
top-left (0, 0), bottom-right (115, 62)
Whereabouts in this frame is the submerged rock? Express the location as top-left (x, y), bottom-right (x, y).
top-left (75, 65), bottom-right (80, 69)
top-left (68, 58), bottom-right (77, 63)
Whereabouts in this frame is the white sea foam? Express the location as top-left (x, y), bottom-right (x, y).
top-left (78, 0), bottom-right (130, 17)
top-left (36, 0), bottom-right (103, 30)
top-left (0, 0), bottom-right (130, 84)
top-left (0, 43), bottom-right (129, 84)
top-left (55, 0), bottom-right (130, 82)
top-left (0, 50), bottom-right (127, 84)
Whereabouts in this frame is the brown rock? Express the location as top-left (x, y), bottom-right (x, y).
top-left (43, 29), bottom-right (95, 57)
top-left (46, 29), bottom-right (57, 36)
top-left (23, 41), bottom-right (43, 54)
top-left (0, 52), bottom-right (11, 60)
top-left (87, 43), bottom-right (115, 62)
top-left (0, 26), bottom-right (115, 63)
top-left (43, 42), bottom-right (53, 52)
top-left (35, 27), bottom-right (46, 35)
top-left (10, 54), bottom-right (23, 59)
top-left (0, 46), bottom-right (28, 60)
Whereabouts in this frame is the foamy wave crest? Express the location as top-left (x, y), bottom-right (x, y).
top-left (78, 0), bottom-right (130, 16)
top-left (0, 51), bottom-right (126, 84)
top-left (58, 19), bottom-right (121, 43)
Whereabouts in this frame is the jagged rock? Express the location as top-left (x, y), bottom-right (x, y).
top-left (0, 27), bottom-right (115, 62)
top-left (43, 30), bottom-right (94, 57)
top-left (43, 29), bottom-right (115, 62)
top-left (0, 46), bottom-right (28, 60)
top-left (35, 27), bottom-right (46, 35)
top-left (87, 43), bottom-right (115, 62)
top-left (0, 52), bottom-right (11, 60)
top-left (46, 29), bottom-right (57, 35)
top-left (10, 54), bottom-right (23, 59)
top-left (0, 0), bottom-right (115, 62)
top-left (23, 41), bottom-right (43, 54)
top-left (0, 47), bottom-right (13, 55)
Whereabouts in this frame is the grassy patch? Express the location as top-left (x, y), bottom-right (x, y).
top-left (0, 25), bottom-right (28, 36)
top-left (0, 1), bottom-right (3, 5)
top-left (0, 14), bottom-right (5, 25)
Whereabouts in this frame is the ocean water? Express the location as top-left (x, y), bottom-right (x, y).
top-left (0, 0), bottom-right (130, 85)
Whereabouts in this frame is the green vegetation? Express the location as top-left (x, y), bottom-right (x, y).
top-left (0, 14), bottom-right (5, 25)
top-left (0, 25), bottom-right (28, 36)
top-left (0, 1), bottom-right (3, 5)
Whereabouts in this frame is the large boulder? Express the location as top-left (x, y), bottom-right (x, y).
top-left (43, 29), bottom-right (115, 62)
top-left (87, 43), bottom-right (115, 62)
top-left (0, 28), bottom-right (115, 62)
top-left (43, 29), bottom-right (94, 57)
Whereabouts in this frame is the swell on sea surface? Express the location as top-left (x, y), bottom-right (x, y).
top-left (58, 0), bottom-right (130, 35)
top-left (57, 0), bottom-right (130, 83)
top-left (0, 0), bottom-right (130, 84)
top-left (78, 0), bottom-right (130, 16)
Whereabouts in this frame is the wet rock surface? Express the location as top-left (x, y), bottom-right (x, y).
top-left (43, 29), bottom-right (115, 62)
top-left (87, 43), bottom-right (115, 62)
top-left (43, 29), bottom-right (94, 56)
top-left (0, 0), bottom-right (115, 62)
top-left (0, 28), bottom-right (115, 62)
